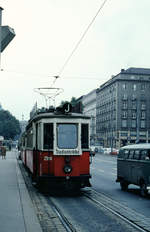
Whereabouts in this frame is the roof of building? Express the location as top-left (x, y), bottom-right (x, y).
top-left (120, 67), bottom-right (150, 75)
top-left (97, 67), bottom-right (150, 92)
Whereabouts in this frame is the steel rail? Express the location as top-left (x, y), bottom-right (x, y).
top-left (84, 189), bottom-right (149, 232)
top-left (18, 157), bottom-right (150, 232)
top-left (47, 197), bottom-right (77, 232)
top-left (18, 159), bottom-right (74, 232)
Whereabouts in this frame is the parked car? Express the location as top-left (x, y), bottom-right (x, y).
top-left (111, 148), bottom-right (119, 155)
top-left (103, 148), bottom-right (111, 154)
top-left (103, 148), bottom-right (118, 155)
top-left (90, 145), bottom-right (104, 153)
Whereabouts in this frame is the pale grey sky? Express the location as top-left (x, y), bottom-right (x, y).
top-left (0, 0), bottom-right (150, 120)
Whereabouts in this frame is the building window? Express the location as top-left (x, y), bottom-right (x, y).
top-left (141, 111), bottom-right (146, 119)
top-left (132, 84), bottom-right (136, 91)
top-left (122, 111), bottom-right (127, 118)
top-left (122, 94), bottom-right (127, 100)
top-left (131, 120), bottom-right (136, 128)
top-left (132, 101), bottom-right (136, 109)
top-left (141, 102), bottom-right (146, 110)
top-left (132, 94), bottom-right (136, 100)
top-left (141, 120), bottom-right (146, 128)
top-left (122, 101), bottom-right (127, 109)
top-left (131, 111), bottom-right (136, 119)
top-left (122, 83), bottom-right (127, 90)
top-left (122, 120), bottom-right (127, 128)
top-left (141, 83), bottom-right (146, 90)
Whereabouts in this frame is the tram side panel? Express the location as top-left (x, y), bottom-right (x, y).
top-left (38, 151), bottom-right (54, 176)
top-left (80, 151), bottom-right (90, 174)
top-left (21, 150), bottom-right (26, 165)
top-left (26, 150), bottom-right (34, 173)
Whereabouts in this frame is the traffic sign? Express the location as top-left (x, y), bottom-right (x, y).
top-left (1, 26), bottom-right (15, 52)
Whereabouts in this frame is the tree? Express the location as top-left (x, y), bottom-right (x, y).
top-left (60, 97), bottom-right (77, 107)
top-left (59, 97), bottom-right (83, 113)
top-left (60, 100), bottom-right (69, 107)
top-left (0, 110), bottom-right (21, 140)
top-left (70, 97), bottom-right (77, 106)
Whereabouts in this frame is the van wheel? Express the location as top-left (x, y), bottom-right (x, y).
top-left (140, 183), bottom-right (148, 197)
top-left (120, 180), bottom-right (128, 191)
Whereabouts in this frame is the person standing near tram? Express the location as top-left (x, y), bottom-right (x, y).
top-left (1, 146), bottom-right (6, 159)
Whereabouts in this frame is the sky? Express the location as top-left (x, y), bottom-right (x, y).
top-left (0, 0), bottom-right (150, 120)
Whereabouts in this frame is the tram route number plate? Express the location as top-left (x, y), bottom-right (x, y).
top-left (44, 156), bottom-right (52, 161)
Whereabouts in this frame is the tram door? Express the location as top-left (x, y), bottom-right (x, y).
top-left (43, 123), bottom-right (53, 175)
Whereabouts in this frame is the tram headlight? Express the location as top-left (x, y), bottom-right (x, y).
top-left (63, 164), bottom-right (72, 174)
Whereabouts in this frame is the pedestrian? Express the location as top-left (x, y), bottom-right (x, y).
top-left (1, 146), bottom-right (6, 159)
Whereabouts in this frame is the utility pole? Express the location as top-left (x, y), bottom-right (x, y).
top-left (136, 99), bottom-right (140, 143)
top-left (0, 7), bottom-right (3, 69)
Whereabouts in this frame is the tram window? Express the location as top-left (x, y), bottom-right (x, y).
top-left (133, 150), bottom-right (140, 160)
top-left (81, 124), bottom-right (89, 149)
top-left (128, 150), bottom-right (134, 159)
top-left (23, 136), bottom-right (26, 147)
top-left (57, 124), bottom-right (78, 149)
top-left (27, 128), bottom-right (33, 148)
top-left (44, 123), bottom-right (53, 149)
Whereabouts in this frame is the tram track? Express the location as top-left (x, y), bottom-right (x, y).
top-left (46, 197), bottom-right (77, 232)
top-left (18, 158), bottom-right (150, 232)
top-left (83, 189), bottom-right (150, 232)
top-left (18, 159), bottom-right (77, 232)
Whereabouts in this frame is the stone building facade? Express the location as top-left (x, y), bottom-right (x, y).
top-left (96, 68), bottom-right (150, 148)
top-left (82, 89), bottom-right (97, 145)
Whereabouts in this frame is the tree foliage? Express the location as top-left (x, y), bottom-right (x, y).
top-left (60, 97), bottom-right (77, 107)
top-left (60, 97), bottom-right (83, 113)
top-left (0, 110), bottom-right (21, 140)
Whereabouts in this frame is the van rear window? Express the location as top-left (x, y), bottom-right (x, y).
top-left (124, 150), bottom-right (129, 159)
top-left (133, 150), bottom-right (140, 160)
top-left (128, 150), bottom-right (134, 159)
top-left (140, 150), bottom-right (147, 160)
top-left (118, 149), bottom-right (124, 158)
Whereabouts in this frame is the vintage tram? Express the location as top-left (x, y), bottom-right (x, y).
top-left (19, 103), bottom-right (92, 192)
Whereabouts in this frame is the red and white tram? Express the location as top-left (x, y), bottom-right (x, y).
top-left (19, 103), bottom-right (92, 192)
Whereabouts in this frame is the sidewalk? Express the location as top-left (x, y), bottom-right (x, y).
top-left (0, 150), bottom-right (42, 232)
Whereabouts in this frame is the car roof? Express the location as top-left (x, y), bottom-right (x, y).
top-left (121, 143), bottom-right (150, 150)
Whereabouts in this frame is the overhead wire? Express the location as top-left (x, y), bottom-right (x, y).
top-left (58, 0), bottom-right (109, 77)
top-left (0, 68), bottom-right (101, 81)
top-left (1, 0), bottom-right (108, 103)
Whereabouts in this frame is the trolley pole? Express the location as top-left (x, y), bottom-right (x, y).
top-left (0, 7), bottom-right (3, 69)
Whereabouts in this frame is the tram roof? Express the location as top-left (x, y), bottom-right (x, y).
top-left (120, 143), bottom-right (150, 150)
top-left (29, 111), bottom-right (90, 123)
